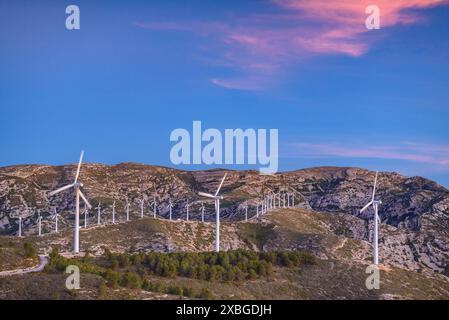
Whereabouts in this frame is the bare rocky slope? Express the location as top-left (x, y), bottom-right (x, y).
top-left (0, 163), bottom-right (449, 275)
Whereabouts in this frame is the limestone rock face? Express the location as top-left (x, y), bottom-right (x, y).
top-left (1, 164), bottom-right (448, 274)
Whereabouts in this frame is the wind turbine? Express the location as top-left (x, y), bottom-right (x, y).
top-left (96, 202), bottom-right (102, 225)
top-left (198, 173), bottom-right (227, 253)
top-left (83, 205), bottom-right (89, 229)
top-left (168, 200), bottom-right (173, 221)
top-left (152, 193), bottom-right (157, 218)
top-left (112, 201), bottom-right (116, 224)
top-left (201, 202), bottom-right (205, 223)
top-left (272, 191), bottom-right (277, 209)
top-left (360, 171), bottom-right (382, 265)
top-left (139, 197), bottom-right (145, 219)
top-left (125, 197), bottom-right (130, 222)
top-left (52, 208), bottom-right (61, 233)
top-left (37, 212), bottom-right (42, 237)
top-left (186, 201), bottom-right (190, 221)
top-left (49, 150), bottom-right (92, 254)
top-left (18, 216), bottom-right (23, 237)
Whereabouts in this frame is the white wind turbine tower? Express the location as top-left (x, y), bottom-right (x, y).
top-left (152, 193), bottom-right (157, 218)
top-left (139, 197), bottom-right (145, 219)
top-left (112, 201), bottom-right (116, 224)
top-left (96, 202), bottom-right (102, 225)
top-left (125, 197), bottom-right (130, 222)
top-left (198, 173), bottom-right (227, 253)
top-left (37, 212), bottom-right (42, 236)
top-left (18, 215), bottom-right (23, 237)
top-left (49, 150), bottom-right (92, 254)
top-left (201, 202), bottom-right (205, 223)
top-left (186, 201), bottom-right (190, 221)
top-left (262, 196), bottom-right (266, 214)
top-left (52, 208), bottom-right (61, 233)
top-left (168, 200), bottom-right (173, 221)
top-left (83, 205), bottom-right (89, 229)
top-left (360, 171), bottom-right (382, 265)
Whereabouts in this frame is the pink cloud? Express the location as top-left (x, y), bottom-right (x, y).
top-left (290, 142), bottom-right (449, 165)
top-left (135, 0), bottom-right (449, 90)
top-left (210, 78), bottom-right (266, 91)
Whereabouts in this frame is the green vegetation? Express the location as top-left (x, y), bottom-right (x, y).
top-left (104, 249), bottom-right (316, 282)
top-left (44, 247), bottom-right (316, 299)
top-left (23, 242), bottom-right (37, 259)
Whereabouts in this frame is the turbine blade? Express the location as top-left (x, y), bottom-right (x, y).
top-left (360, 201), bottom-right (372, 213)
top-left (79, 190), bottom-right (92, 209)
top-left (49, 184), bottom-right (74, 196)
top-left (215, 173), bottom-right (227, 196)
top-left (198, 192), bottom-right (216, 199)
top-left (371, 171), bottom-right (378, 201)
top-left (74, 150), bottom-right (84, 183)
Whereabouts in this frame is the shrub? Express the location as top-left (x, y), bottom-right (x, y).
top-left (183, 286), bottom-right (195, 298)
top-left (104, 269), bottom-right (120, 289)
top-left (247, 269), bottom-right (258, 280)
top-left (23, 242), bottom-right (37, 259)
top-left (121, 271), bottom-right (142, 289)
top-left (45, 248), bottom-right (69, 273)
top-left (198, 287), bottom-right (213, 299)
top-left (98, 280), bottom-right (108, 298)
top-left (167, 285), bottom-right (183, 296)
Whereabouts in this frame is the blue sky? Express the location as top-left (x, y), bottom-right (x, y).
top-left (1, 0), bottom-right (449, 187)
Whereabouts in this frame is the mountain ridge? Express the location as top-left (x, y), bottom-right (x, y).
top-left (1, 164), bottom-right (448, 275)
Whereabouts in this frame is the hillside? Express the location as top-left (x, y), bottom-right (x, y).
top-left (1, 208), bottom-right (449, 300)
top-left (1, 164), bottom-right (448, 276)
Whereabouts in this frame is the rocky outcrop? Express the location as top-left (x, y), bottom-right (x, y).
top-left (1, 164), bottom-right (449, 274)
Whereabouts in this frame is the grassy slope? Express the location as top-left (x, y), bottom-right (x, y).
top-left (1, 208), bottom-right (449, 299)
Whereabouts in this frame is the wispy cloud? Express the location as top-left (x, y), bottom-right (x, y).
top-left (135, 0), bottom-right (449, 90)
top-left (288, 141), bottom-right (449, 166)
